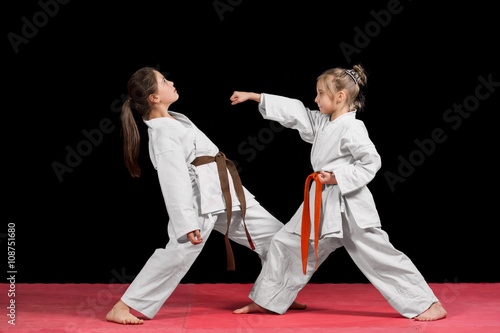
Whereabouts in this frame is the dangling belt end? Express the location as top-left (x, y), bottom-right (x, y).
top-left (191, 152), bottom-right (254, 271)
top-left (301, 172), bottom-right (322, 275)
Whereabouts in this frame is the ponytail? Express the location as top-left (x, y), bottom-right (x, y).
top-left (121, 67), bottom-right (159, 177)
top-left (351, 64), bottom-right (367, 111)
top-left (121, 98), bottom-right (141, 178)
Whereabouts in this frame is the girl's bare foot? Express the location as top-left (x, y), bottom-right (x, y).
top-left (233, 302), bottom-right (270, 314)
top-left (233, 301), bottom-right (307, 314)
top-left (289, 301), bottom-right (307, 310)
top-left (414, 302), bottom-right (447, 321)
top-left (106, 300), bottom-right (144, 325)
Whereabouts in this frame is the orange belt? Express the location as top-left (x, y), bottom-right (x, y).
top-left (191, 152), bottom-right (254, 271)
top-left (301, 172), bottom-right (323, 275)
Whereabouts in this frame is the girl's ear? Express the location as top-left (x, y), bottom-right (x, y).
top-left (149, 94), bottom-right (158, 104)
top-left (337, 91), bottom-right (346, 104)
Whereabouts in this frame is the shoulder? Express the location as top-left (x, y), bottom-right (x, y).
top-left (150, 119), bottom-right (187, 139)
top-left (337, 112), bottom-right (367, 132)
top-left (339, 116), bottom-right (371, 143)
top-left (147, 119), bottom-right (193, 154)
top-left (348, 118), bottom-right (368, 132)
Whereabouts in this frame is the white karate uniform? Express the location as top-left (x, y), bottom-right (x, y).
top-left (248, 94), bottom-right (439, 318)
top-left (121, 112), bottom-right (283, 319)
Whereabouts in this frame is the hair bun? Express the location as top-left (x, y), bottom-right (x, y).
top-left (352, 64), bottom-right (367, 87)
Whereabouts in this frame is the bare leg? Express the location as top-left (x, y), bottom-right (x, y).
top-left (414, 302), bottom-right (447, 321)
top-left (106, 300), bottom-right (144, 325)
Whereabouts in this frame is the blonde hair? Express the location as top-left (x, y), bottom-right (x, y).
top-left (317, 64), bottom-right (368, 111)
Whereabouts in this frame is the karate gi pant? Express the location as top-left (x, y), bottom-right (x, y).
top-left (121, 204), bottom-right (283, 319)
top-left (249, 207), bottom-right (439, 318)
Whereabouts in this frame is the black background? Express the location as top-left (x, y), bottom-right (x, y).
top-left (4, 0), bottom-right (499, 285)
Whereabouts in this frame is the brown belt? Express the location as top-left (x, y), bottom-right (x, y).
top-left (191, 152), bottom-right (255, 270)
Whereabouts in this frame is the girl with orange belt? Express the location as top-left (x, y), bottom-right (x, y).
top-left (230, 65), bottom-right (447, 321)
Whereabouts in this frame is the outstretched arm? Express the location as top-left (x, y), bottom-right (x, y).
top-left (231, 91), bottom-right (323, 144)
top-left (230, 91), bottom-right (261, 105)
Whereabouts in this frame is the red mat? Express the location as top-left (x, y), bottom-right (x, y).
top-left (1, 283), bottom-right (499, 332)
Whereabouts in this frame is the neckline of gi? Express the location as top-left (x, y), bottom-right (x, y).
top-left (328, 110), bottom-right (357, 124)
top-left (143, 111), bottom-right (190, 129)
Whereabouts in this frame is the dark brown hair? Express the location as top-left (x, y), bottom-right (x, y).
top-left (121, 67), bottom-right (158, 177)
top-left (317, 64), bottom-right (368, 111)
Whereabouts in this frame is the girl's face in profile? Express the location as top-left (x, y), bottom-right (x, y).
top-left (153, 70), bottom-right (179, 106)
top-left (315, 81), bottom-right (335, 115)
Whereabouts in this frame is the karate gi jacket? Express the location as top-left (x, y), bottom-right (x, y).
top-left (259, 94), bottom-right (381, 239)
top-left (144, 112), bottom-right (258, 241)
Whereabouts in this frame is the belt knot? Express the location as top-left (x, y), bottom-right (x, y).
top-left (191, 152), bottom-right (254, 271)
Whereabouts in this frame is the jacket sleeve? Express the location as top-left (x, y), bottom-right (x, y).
top-left (155, 136), bottom-right (200, 241)
top-left (258, 93), bottom-right (323, 144)
top-left (333, 122), bottom-right (382, 195)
